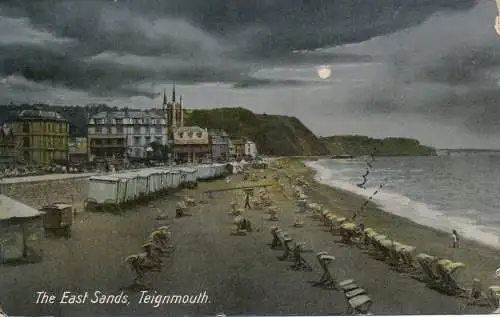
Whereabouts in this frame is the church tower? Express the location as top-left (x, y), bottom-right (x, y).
top-left (164, 83), bottom-right (183, 141)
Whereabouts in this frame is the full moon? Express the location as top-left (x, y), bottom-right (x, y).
top-left (317, 66), bottom-right (332, 79)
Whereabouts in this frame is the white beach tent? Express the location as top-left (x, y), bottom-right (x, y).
top-left (0, 195), bottom-right (45, 263)
top-left (88, 175), bottom-right (128, 204)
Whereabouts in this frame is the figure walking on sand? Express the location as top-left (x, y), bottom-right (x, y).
top-left (244, 190), bottom-right (251, 209)
top-left (451, 230), bottom-right (460, 248)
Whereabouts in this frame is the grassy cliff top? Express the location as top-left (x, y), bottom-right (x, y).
top-left (184, 107), bottom-right (329, 156)
top-left (321, 135), bottom-right (436, 156)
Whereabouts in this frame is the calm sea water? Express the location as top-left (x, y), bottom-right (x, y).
top-left (306, 153), bottom-right (500, 249)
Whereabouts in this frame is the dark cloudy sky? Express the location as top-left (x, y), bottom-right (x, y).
top-left (0, 0), bottom-right (498, 148)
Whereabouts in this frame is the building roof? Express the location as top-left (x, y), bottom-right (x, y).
top-left (208, 129), bottom-right (229, 137)
top-left (232, 139), bottom-right (246, 145)
top-left (0, 195), bottom-right (44, 221)
top-left (176, 126), bottom-right (206, 133)
top-left (17, 109), bottom-right (66, 121)
top-left (91, 110), bottom-right (163, 120)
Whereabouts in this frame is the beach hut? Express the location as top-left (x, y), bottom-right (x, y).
top-left (0, 195), bottom-right (45, 264)
top-left (136, 172), bottom-right (151, 199)
top-left (196, 165), bottom-right (211, 180)
top-left (170, 169), bottom-right (181, 188)
top-left (88, 175), bottom-right (127, 205)
top-left (118, 173), bottom-right (140, 203)
top-left (178, 167), bottom-right (197, 188)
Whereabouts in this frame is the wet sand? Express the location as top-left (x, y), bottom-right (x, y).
top-left (0, 166), bottom-right (492, 316)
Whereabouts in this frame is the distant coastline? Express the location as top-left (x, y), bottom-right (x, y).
top-left (321, 135), bottom-right (436, 157)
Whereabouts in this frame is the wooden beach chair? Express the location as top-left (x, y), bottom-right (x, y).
top-left (429, 259), bottom-right (467, 296)
top-left (324, 213), bottom-right (337, 229)
top-left (270, 227), bottom-right (283, 249)
top-left (369, 235), bottom-right (388, 260)
top-left (411, 253), bottom-right (440, 282)
top-left (330, 217), bottom-right (347, 235)
top-left (487, 286), bottom-right (500, 309)
top-left (359, 228), bottom-right (376, 249)
top-left (389, 242), bottom-right (416, 272)
top-left (339, 279), bottom-right (373, 315)
top-left (311, 252), bottom-right (337, 289)
top-left (277, 235), bottom-right (295, 261)
top-left (291, 242), bottom-right (313, 271)
top-left (339, 222), bottom-right (360, 245)
top-left (462, 279), bottom-right (498, 310)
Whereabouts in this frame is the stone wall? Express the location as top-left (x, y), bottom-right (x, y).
top-left (0, 177), bottom-right (88, 210)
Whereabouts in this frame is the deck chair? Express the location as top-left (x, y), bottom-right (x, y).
top-left (312, 252), bottom-right (337, 289)
top-left (270, 227), bottom-right (283, 249)
top-left (325, 213), bottom-right (337, 229)
top-left (370, 235), bottom-right (388, 260)
top-left (346, 295), bottom-right (373, 315)
top-left (462, 279), bottom-right (497, 310)
top-left (339, 279), bottom-right (361, 293)
top-left (359, 228), bottom-right (376, 249)
top-left (339, 223), bottom-right (359, 244)
top-left (430, 260), bottom-right (467, 296)
top-left (320, 210), bottom-right (332, 225)
top-left (331, 217), bottom-right (347, 234)
top-left (389, 243), bottom-right (416, 272)
top-left (412, 253), bottom-right (439, 282)
top-left (277, 235), bottom-right (295, 261)
top-left (487, 286), bottom-right (500, 309)
top-left (291, 242), bottom-right (313, 271)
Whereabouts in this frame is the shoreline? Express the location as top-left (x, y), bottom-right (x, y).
top-left (281, 158), bottom-right (500, 289)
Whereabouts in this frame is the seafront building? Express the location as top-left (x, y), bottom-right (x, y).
top-left (245, 141), bottom-right (258, 158)
top-left (163, 85), bottom-right (211, 163)
top-left (87, 109), bottom-right (167, 160)
top-left (0, 124), bottom-right (17, 166)
top-left (7, 110), bottom-right (69, 164)
top-left (208, 129), bottom-right (230, 162)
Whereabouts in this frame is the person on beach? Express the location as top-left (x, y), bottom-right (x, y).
top-left (451, 230), bottom-right (460, 248)
top-left (244, 190), bottom-right (251, 209)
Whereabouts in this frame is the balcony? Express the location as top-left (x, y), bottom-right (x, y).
top-left (88, 135), bottom-right (126, 139)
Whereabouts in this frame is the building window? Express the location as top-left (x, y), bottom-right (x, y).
top-left (117, 125), bottom-right (123, 133)
top-left (134, 125), bottom-right (140, 134)
top-left (23, 151), bottom-right (30, 162)
top-left (155, 125), bottom-right (162, 134)
top-left (155, 137), bottom-right (162, 144)
top-left (178, 132), bottom-right (182, 138)
top-left (23, 136), bottom-right (30, 148)
top-left (134, 136), bottom-right (141, 145)
top-left (23, 123), bottom-right (30, 133)
top-left (145, 137), bottom-right (151, 144)
top-left (116, 119), bottom-right (122, 125)
top-left (96, 126), bottom-right (102, 134)
top-left (135, 149), bottom-right (141, 157)
top-left (197, 132), bottom-right (202, 138)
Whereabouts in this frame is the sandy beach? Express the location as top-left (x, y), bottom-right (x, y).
top-left (0, 162), bottom-right (494, 316)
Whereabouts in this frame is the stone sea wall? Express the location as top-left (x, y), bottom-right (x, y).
top-left (0, 177), bottom-right (88, 210)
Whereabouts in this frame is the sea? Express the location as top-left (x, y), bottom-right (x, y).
top-left (305, 151), bottom-right (500, 249)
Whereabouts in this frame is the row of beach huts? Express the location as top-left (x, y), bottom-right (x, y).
top-left (86, 163), bottom-right (230, 209)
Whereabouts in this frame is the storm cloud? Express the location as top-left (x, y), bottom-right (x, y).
top-left (1, 0), bottom-right (499, 148)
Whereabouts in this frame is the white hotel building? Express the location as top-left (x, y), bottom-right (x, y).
top-left (87, 109), bottom-right (167, 159)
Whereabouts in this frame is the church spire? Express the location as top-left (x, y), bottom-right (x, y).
top-left (172, 82), bottom-right (176, 103)
top-left (163, 88), bottom-right (167, 106)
